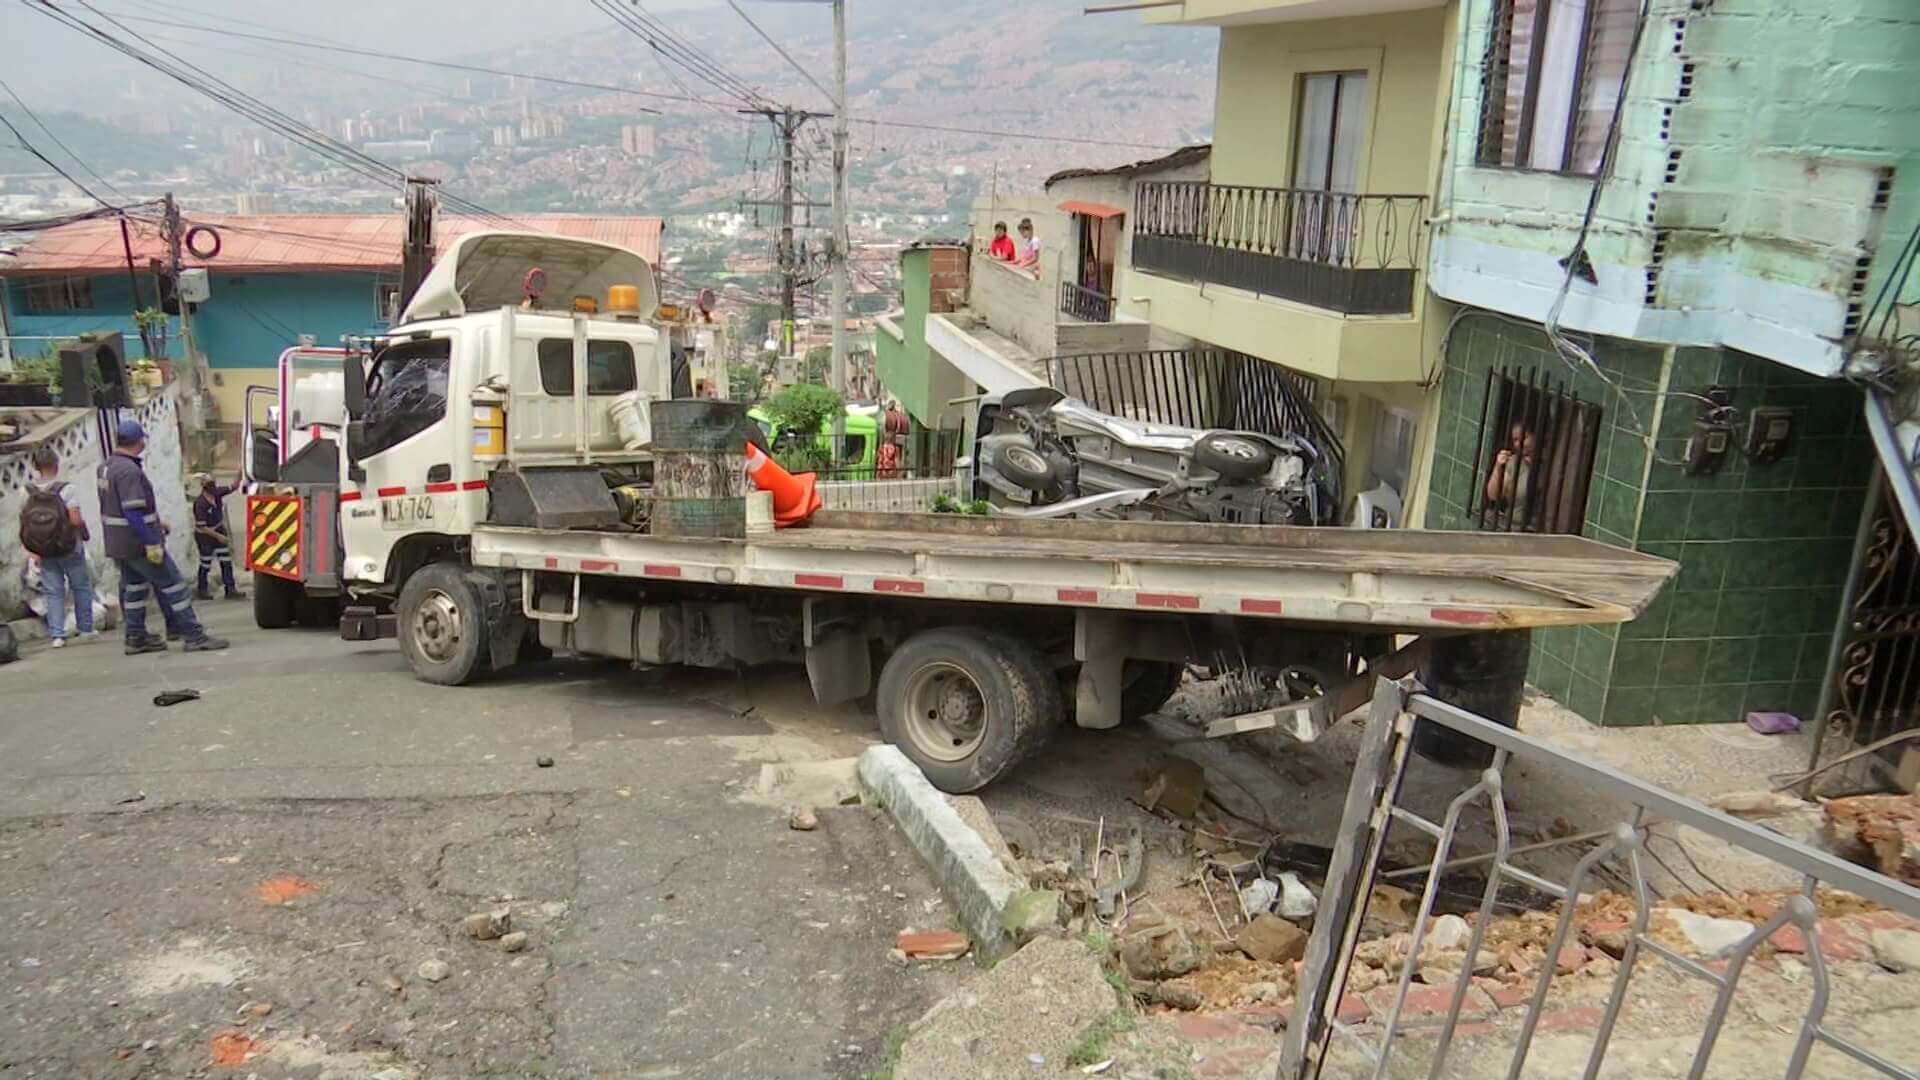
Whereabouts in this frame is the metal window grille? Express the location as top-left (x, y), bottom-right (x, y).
top-left (1464, 365), bottom-right (1602, 535)
top-left (1476, 0), bottom-right (1638, 176)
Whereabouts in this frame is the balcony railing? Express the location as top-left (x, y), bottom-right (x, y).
top-left (1133, 181), bottom-right (1427, 315)
top-left (1058, 281), bottom-right (1115, 323)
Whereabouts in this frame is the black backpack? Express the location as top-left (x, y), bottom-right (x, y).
top-left (20, 481), bottom-right (78, 558)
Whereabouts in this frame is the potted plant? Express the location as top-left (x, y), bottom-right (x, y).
top-left (133, 308), bottom-right (172, 378)
top-left (0, 352), bottom-right (57, 406)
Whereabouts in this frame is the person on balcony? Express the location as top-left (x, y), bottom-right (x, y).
top-left (988, 221), bottom-right (1016, 261)
top-left (1014, 218), bottom-right (1042, 272)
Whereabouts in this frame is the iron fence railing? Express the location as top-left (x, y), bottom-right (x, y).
top-left (1059, 281), bottom-right (1115, 323)
top-left (1047, 348), bottom-right (1344, 482)
top-left (767, 428), bottom-right (966, 512)
top-left (1284, 675), bottom-right (1920, 1080)
top-left (1132, 180), bottom-right (1427, 315)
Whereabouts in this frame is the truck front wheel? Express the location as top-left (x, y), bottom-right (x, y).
top-left (398, 563), bottom-right (491, 686)
top-left (253, 573), bottom-right (298, 630)
top-left (876, 628), bottom-right (1059, 793)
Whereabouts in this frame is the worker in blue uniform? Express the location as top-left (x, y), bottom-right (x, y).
top-left (192, 472), bottom-right (245, 601)
top-left (97, 419), bottom-right (230, 655)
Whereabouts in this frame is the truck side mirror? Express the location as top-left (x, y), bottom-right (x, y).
top-left (344, 354), bottom-right (367, 419)
top-left (345, 420), bottom-right (367, 483)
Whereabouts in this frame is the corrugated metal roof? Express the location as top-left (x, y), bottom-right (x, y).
top-left (1043, 144), bottom-right (1211, 188)
top-left (2, 213), bottom-right (664, 275)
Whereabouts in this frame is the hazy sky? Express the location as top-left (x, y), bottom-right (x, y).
top-left (2, 0), bottom-right (729, 102)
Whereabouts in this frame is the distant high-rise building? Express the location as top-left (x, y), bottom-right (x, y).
top-left (492, 125), bottom-right (517, 148)
top-left (234, 192), bottom-right (278, 214)
top-left (620, 124), bottom-right (657, 158)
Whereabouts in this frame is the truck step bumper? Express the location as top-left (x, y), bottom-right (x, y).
top-left (340, 606), bottom-right (398, 641)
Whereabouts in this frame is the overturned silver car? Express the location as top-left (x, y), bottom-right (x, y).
top-left (972, 387), bottom-right (1342, 526)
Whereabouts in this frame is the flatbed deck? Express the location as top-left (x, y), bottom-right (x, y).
top-left (471, 510), bottom-right (1675, 633)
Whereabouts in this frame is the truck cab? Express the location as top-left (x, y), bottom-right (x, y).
top-left (338, 231), bottom-right (674, 596)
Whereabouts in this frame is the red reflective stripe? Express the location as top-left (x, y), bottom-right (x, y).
top-left (794, 573), bottom-right (844, 589)
top-left (460, 479), bottom-right (488, 491)
top-left (376, 486), bottom-right (407, 497)
top-left (642, 564), bottom-right (683, 578)
top-left (579, 559), bottom-right (619, 573)
top-left (873, 578), bottom-right (925, 594)
top-left (338, 491), bottom-right (360, 503)
top-left (1136, 593), bottom-right (1200, 610)
top-left (424, 482), bottom-right (458, 494)
top-left (544, 557), bottom-right (561, 569)
top-left (1431, 607), bottom-right (1498, 625)
top-left (1240, 598), bottom-right (1285, 615)
top-left (1057, 588), bottom-right (1098, 604)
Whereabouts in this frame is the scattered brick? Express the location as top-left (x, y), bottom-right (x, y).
top-left (894, 929), bottom-right (969, 960)
top-left (1173, 1013), bottom-right (1264, 1042)
top-left (1365, 983), bottom-right (1493, 1021)
top-left (1335, 994), bottom-right (1372, 1025)
top-left (208, 1031), bottom-right (266, 1067)
top-left (1770, 922), bottom-right (1867, 962)
top-left (253, 876), bottom-right (318, 906)
top-left (1450, 1021), bottom-right (1499, 1039)
top-left (1486, 983), bottom-right (1535, 1009)
top-left (1535, 1006), bottom-right (1605, 1032)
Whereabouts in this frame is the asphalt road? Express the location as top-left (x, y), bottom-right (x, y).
top-left (0, 599), bottom-right (959, 1080)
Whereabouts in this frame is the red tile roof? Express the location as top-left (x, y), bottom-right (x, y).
top-left (2, 213), bottom-right (664, 275)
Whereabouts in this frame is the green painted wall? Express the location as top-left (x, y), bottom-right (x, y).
top-left (1433, 0), bottom-right (1920, 364)
top-left (875, 249), bottom-right (933, 425)
top-left (1427, 317), bottom-right (1873, 726)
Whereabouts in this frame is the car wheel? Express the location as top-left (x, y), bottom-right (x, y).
top-left (1194, 432), bottom-right (1276, 482)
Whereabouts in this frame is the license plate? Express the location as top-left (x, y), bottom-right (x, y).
top-left (380, 495), bottom-right (435, 530)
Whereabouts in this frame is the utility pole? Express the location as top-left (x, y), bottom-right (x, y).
top-left (739, 107), bottom-right (827, 373)
top-left (829, 0), bottom-right (850, 432)
top-left (162, 192), bottom-right (204, 431)
top-left (399, 177), bottom-right (439, 316)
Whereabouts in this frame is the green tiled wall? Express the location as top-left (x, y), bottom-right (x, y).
top-left (1425, 320), bottom-right (1870, 727)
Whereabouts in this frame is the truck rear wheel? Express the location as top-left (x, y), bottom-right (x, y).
top-left (1121, 660), bottom-right (1185, 724)
top-left (1414, 630), bottom-right (1530, 768)
top-left (398, 563), bottom-right (491, 686)
top-left (253, 573), bottom-right (298, 630)
top-left (877, 628), bottom-right (1059, 793)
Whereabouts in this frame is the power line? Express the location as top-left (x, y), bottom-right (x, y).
top-left (593, 0), bottom-right (768, 108)
top-left (726, 0), bottom-right (835, 108)
top-left (0, 77), bottom-right (126, 199)
top-left (92, 9), bottom-right (674, 111)
top-left (85, 11), bottom-right (1176, 150)
top-left (34, 0), bottom-right (527, 231)
top-left (0, 110), bottom-right (112, 208)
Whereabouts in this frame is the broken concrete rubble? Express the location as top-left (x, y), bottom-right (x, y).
top-left (1235, 914), bottom-right (1308, 965)
top-left (893, 937), bottom-right (1119, 1080)
top-left (1825, 792), bottom-right (1920, 885)
top-left (1122, 924), bottom-right (1206, 980)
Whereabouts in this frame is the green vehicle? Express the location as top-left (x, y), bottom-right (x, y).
top-left (749, 403), bottom-right (883, 477)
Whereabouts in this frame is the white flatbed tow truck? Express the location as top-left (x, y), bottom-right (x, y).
top-left (326, 230), bottom-right (1676, 791)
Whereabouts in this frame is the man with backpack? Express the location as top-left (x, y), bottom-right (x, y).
top-left (21, 446), bottom-right (96, 648)
top-left (99, 419), bottom-right (229, 655)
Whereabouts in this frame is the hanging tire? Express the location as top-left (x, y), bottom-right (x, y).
top-left (397, 563), bottom-right (492, 686)
top-left (1414, 630), bottom-right (1531, 768)
top-left (1193, 432), bottom-right (1276, 481)
top-left (1120, 660), bottom-right (1185, 724)
top-left (987, 439), bottom-right (1058, 493)
top-left (876, 628), bottom-right (1061, 793)
top-left (253, 573), bottom-right (298, 630)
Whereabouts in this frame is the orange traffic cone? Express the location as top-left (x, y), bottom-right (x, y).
top-left (745, 442), bottom-right (823, 528)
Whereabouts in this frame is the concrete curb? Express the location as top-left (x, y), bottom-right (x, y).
top-left (858, 745), bottom-right (1026, 959)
